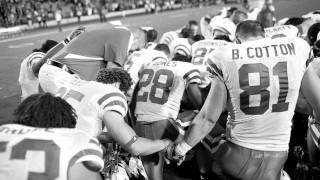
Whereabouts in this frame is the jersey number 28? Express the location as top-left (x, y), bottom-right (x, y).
top-left (137, 69), bottom-right (174, 105)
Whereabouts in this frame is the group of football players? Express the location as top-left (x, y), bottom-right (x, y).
top-left (1, 1), bottom-right (320, 180)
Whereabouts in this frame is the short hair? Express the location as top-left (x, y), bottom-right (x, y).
top-left (96, 68), bottom-right (132, 93)
top-left (284, 17), bottom-right (306, 26)
top-left (313, 40), bottom-right (320, 57)
top-left (172, 53), bottom-right (191, 63)
top-left (236, 20), bottom-right (265, 39)
top-left (188, 20), bottom-right (198, 26)
top-left (154, 43), bottom-right (170, 56)
top-left (146, 29), bottom-right (158, 42)
top-left (32, 40), bottom-right (58, 53)
top-left (307, 23), bottom-right (320, 45)
top-left (192, 34), bottom-right (205, 42)
top-left (256, 8), bottom-right (274, 28)
top-left (232, 10), bottom-right (248, 24)
top-left (227, 7), bottom-right (238, 17)
top-left (180, 28), bottom-right (192, 38)
top-left (214, 35), bottom-right (232, 42)
top-left (13, 93), bottom-right (77, 128)
top-left (130, 27), bottom-right (147, 51)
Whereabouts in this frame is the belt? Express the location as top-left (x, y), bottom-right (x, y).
top-left (46, 60), bottom-right (74, 74)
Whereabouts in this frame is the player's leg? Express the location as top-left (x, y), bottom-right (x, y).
top-left (212, 141), bottom-right (287, 180)
top-left (135, 119), bottom-right (179, 180)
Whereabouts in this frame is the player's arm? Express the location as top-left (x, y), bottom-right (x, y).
top-left (186, 83), bottom-right (203, 110)
top-left (32, 27), bottom-right (86, 76)
top-left (184, 69), bottom-right (203, 109)
top-left (182, 77), bottom-right (227, 148)
top-left (300, 63), bottom-right (320, 121)
top-left (102, 111), bottom-right (171, 156)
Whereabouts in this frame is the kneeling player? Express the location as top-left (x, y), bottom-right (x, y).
top-left (0, 93), bottom-right (104, 180)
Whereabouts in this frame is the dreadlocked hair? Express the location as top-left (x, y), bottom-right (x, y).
top-left (13, 93), bottom-right (77, 128)
top-left (96, 67), bottom-right (132, 94)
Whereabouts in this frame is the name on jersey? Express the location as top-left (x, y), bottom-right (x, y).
top-left (265, 25), bottom-right (292, 34)
top-left (0, 126), bottom-right (53, 135)
top-left (232, 43), bottom-right (296, 60)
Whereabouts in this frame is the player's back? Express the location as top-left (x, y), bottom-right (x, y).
top-left (265, 25), bottom-right (299, 38)
top-left (124, 49), bottom-right (169, 85)
top-left (191, 39), bottom-right (228, 87)
top-left (55, 79), bottom-right (127, 136)
top-left (169, 38), bottom-right (192, 57)
top-left (158, 31), bottom-right (179, 46)
top-left (206, 37), bottom-right (310, 151)
top-left (0, 124), bottom-right (103, 180)
top-left (135, 61), bottom-right (201, 122)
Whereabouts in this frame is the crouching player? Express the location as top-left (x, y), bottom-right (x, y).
top-left (0, 93), bottom-right (104, 180)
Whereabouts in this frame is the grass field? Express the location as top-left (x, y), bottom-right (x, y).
top-left (0, 0), bottom-right (320, 124)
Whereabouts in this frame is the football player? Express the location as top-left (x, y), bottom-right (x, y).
top-left (158, 27), bottom-right (190, 46)
top-left (158, 30), bottom-right (180, 46)
top-left (18, 40), bottom-right (58, 101)
top-left (191, 39), bottom-right (229, 89)
top-left (33, 25), bottom-right (147, 81)
top-left (0, 93), bottom-right (104, 180)
top-left (38, 61), bottom-right (171, 157)
top-left (133, 55), bottom-right (203, 180)
top-left (124, 44), bottom-right (170, 99)
top-left (167, 20), bottom-right (320, 180)
top-left (169, 37), bottom-right (192, 58)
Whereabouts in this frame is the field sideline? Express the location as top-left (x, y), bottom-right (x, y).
top-left (0, 0), bottom-right (320, 124)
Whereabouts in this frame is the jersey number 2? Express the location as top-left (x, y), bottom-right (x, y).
top-left (239, 62), bottom-right (289, 115)
top-left (0, 139), bottom-right (60, 179)
top-left (137, 69), bottom-right (174, 105)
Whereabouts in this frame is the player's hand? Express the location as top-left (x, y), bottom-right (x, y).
top-left (164, 143), bottom-right (185, 165)
top-left (67, 26), bottom-right (86, 41)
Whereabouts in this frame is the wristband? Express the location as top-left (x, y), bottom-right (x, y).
top-left (125, 135), bottom-right (138, 149)
top-left (175, 141), bottom-right (192, 156)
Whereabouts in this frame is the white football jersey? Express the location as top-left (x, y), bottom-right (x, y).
top-left (206, 37), bottom-right (311, 151)
top-left (55, 79), bottom-right (128, 136)
top-left (0, 124), bottom-right (103, 180)
top-left (158, 31), bottom-right (179, 46)
top-left (191, 39), bottom-right (228, 87)
top-left (169, 38), bottom-right (192, 57)
top-left (135, 61), bottom-right (201, 122)
top-left (18, 52), bottom-right (45, 100)
top-left (265, 25), bottom-right (299, 38)
top-left (124, 49), bottom-right (169, 87)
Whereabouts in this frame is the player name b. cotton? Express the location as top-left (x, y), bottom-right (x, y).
top-left (232, 43), bottom-right (296, 60)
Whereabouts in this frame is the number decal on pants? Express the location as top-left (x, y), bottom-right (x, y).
top-left (137, 69), bottom-right (174, 105)
top-left (239, 62), bottom-right (289, 115)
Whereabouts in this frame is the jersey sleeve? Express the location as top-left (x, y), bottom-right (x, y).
top-left (182, 65), bottom-right (201, 85)
top-left (68, 137), bottom-right (104, 171)
top-left (98, 90), bottom-right (128, 117)
top-left (205, 51), bottom-right (224, 81)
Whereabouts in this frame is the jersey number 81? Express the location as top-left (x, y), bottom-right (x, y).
top-left (239, 62), bottom-right (289, 115)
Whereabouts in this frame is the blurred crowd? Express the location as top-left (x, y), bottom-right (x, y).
top-left (0, 0), bottom-right (223, 28)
